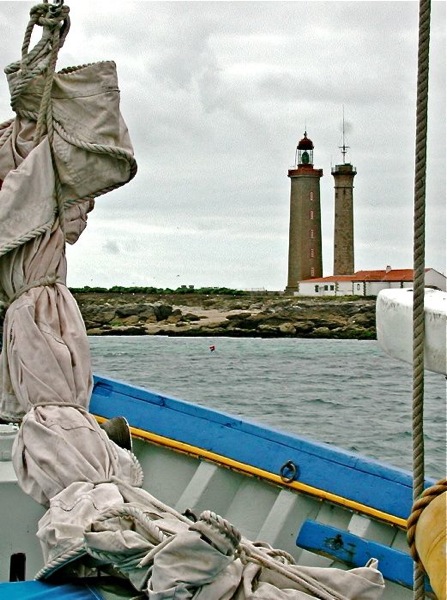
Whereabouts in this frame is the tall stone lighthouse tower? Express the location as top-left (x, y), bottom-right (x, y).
top-left (286, 132), bottom-right (323, 292)
top-left (331, 140), bottom-right (356, 275)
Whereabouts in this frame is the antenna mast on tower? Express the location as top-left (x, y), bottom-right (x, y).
top-left (339, 106), bottom-right (349, 163)
top-left (332, 107), bottom-right (356, 276)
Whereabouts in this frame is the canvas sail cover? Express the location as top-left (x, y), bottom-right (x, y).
top-left (0, 4), bottom-right (385, 599)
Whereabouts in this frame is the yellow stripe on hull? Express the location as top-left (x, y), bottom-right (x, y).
top-left (96, 416), bottom-right (407, 529)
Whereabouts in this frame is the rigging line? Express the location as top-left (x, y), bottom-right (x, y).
top-left (411, 0), bottom-right (431, 599)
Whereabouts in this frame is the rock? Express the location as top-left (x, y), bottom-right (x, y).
top-left (72, 291), bottom-right (377, 339)
top-left (313, 326), bottom-right (331, 337)
top-left (294, 321), bottom-right (315, 335)
top-left (115, 304), bottom-right (144, 318)
top-left (348, 311), bottom-right (376, 328)
top-left (226, 311), bottom-right (252, 320)
top-left (81, 305), bottom-right (117, 328)
top-left (261, 328), bottom-right (283, 338)
top-left (258, 324), bottom-right (279, 335)
top-left (102, 325), bottom-right (147, 336)
top-left (153, 302), bottom-right (173, 321)
top-left (202, 321), bottom-right (229, 329)
top-left (278, 323), bottom-right (296, 335)
top-left (86, 327), bottom-right (107, 335)
top-left (182, 313), bottom-right (202, 322)
top-left (121, 315), bottom-right (140, 325)
top-left (165, 314), bottom-right (182, 324)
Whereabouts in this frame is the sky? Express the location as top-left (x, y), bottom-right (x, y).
top-left (0, 1), bottom-right (445, 291)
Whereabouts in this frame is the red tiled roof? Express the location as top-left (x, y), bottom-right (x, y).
top-left (300, 269), bottom-right (431, 284)
top-left (353, 269), bottom-right (415, 281)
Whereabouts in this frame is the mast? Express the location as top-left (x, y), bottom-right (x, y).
top-left (339, 106), bottom-right (349, 164)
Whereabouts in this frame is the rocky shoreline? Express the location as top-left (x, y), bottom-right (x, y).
top-left (73, 292), bottom-right (377, 339)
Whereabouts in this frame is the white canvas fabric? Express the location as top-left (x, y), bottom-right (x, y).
top-left (36, 483), bottom-right (385, 600)
top-left (0, 60), bottom-right (136, 258)
top-left (0, 136), bottom-right (56, 258)
top-left (0, 216), bottom-right (90, 422)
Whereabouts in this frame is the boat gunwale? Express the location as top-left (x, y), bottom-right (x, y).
top-left (95, 414), bottom-right (408, 529)
top-left (91, 375), bottom-right (435, 526)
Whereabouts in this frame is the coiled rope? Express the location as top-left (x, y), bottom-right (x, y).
top-left (410, 0), bottom-right (431, 598)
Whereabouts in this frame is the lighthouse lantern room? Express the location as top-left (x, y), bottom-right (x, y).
top-left (295, 132), bottom-right (314, 166)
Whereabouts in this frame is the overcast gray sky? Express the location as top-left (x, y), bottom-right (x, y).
top-left (0, 1), bottom-right (445, 290)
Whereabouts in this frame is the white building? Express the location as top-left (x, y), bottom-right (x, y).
top-left (295, 268), bottom-right (446, 297)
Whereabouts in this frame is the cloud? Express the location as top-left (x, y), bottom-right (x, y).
top-left (103, 240), bottom-right (121, 255)
top-left (1, 1), bottom-right (445, 290)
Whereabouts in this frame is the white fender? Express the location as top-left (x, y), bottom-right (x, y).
top-left (376, 288), bottom-right (446, 375)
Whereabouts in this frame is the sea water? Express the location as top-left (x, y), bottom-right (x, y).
top-left (89, 336), bottom-right (446, 480)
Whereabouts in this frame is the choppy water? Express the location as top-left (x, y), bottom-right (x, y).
top-left (89, 336), bottom-right (446, 479)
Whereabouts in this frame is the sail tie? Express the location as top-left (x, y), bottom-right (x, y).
top-left (7, 274), bottom-right (64, 305)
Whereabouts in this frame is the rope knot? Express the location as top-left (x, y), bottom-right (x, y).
top-left (30, 2), bottom-right (69, 29)
top-left (190, 510), bottom-right (241, 557)
top-left (7, 274), bottom-right (64, 305)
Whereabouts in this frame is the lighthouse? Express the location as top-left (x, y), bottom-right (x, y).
top-left (332, 135), bottom-right (356, 275)
top-left (286, 132), bottom-right (323, 292)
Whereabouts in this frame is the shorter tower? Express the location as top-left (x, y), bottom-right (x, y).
top-left (286, 132), bottom-right (323, 292)
top-left (332, 132), bottom-right (356, 275)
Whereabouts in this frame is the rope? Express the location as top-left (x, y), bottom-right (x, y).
top-left (8, 274), bottom-right (63, 304)
top-left (411, 1), bottom-right (431, 598)
top-left (4, 2), bottom-right (70, 236)
top-left (34, 544), bottom-right (86, 581)
top-left (0, 217), bottom-right (56, 259)
top-left (192, 510), bottom-right (241, 550)
top-left (53, 118), bottom-right (138, 193)
top-left (0, 118), bottom-right (14, 149)
top-left (95, 505), bottom-right (168, 546)
top-left (407, 478), bottom-right (447, 566)
top-left (103, 501), bottom-right (350, 600)
top-left (238, 542), bottom-right (347, 600)
top-left (31, 401), bottom-right (86, 410)
top-left (5, 3), bottom-right (70, 113)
